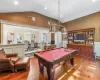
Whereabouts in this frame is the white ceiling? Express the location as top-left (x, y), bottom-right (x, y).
top-left (0, 0), bottom-right (100, 23)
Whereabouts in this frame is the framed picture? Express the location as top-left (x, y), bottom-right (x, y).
top-left (7, 32), bottom-right (14, 44)
top-left (43, 33), bottom-right (47, 43)
top-left (16, 33), bottom-right (23, 43)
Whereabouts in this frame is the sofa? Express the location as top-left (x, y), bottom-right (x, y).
top-left (0, 48), bottom-right (30, 72)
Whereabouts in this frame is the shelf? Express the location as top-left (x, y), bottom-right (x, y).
top-left (85, 39), bottom-right (94, 41)
top-left (68, 28), bottom-right (95, 45)
top-left (68, 39), bottom-right (73, 40)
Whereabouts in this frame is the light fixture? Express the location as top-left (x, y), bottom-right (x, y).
top-left (14, 1), bottom-right (19, 5)
top-left (92, 0), bottom-right (97, 2)
top-left (60, 14), bottom-right (63, 18)
top-left (49, 0), bottom-right (67, 34)
top-left (44, 7), bottom-right (47, 10)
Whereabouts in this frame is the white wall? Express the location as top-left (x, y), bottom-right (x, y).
top-left (94, 42), bottom-right (100, 57)
top-left (63, 41), bottom-right (68, 48)
top-left (2, 24), bottom-right (49, 44)
top-left (55, 32), bottom-right (62, 48)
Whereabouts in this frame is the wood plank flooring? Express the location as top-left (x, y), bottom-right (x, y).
top-left (0, 55), bottom-right (100, 80)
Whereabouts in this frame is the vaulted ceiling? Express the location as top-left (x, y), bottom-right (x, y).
top-left (0, 0), bottom-right (100, 23)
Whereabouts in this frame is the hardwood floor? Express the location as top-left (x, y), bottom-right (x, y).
top-left (0, 55), bottom-right (100, 80)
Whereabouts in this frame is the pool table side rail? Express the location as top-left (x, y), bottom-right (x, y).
top-left (34, 50), bottom-right (78, 65)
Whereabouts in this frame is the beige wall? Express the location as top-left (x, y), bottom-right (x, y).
top-left (0, 12), bottom-right (58, 43)
top-left (0, 12), bottom-right (57, 28)
top-left (63, 12), bottom-right (100, 42)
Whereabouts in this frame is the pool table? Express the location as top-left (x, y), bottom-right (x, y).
top-left (34, 48), bottom-right (77, 80)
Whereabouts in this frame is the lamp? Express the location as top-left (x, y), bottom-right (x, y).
top-left (49, 0), bottom-right (67, 34)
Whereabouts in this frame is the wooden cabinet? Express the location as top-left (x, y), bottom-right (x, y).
top-left (67, 44), bottom-right (93, 57)
top-left (68, 32), bottom-right (74, 44)
top-left (0, 23), bottom-right (1, 43)
top-left (68, 28), bottom-right (95, 45)
top-left (67, 28), bottom-right (95, 57)
top-left (85, 30), bottom-right (94, 45)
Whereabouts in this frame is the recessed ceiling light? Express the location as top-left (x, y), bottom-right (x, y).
top-left (44, 7), bottom-right (47, 10)
top-left (92, 0), bottom-right (97, 2)
top-left (14, 1), bottom-right (19, 5)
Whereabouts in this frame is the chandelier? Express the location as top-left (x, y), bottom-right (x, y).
top-left (49, 0), bottom-right (67, 34)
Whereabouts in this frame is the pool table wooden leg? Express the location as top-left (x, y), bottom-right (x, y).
top-left (47, 68), bottom-right (55, 80)
top-left (69, 54), bottom-right (74, 65)
top-left (70, 58), bottom-right (74, 65)
top-left (38, 60), bottom-right (44, 73)
top-left (40, 64), bottom-right (44, 73)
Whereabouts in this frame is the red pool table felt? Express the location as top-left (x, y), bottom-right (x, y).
top-left (36, 48), bottom-right (76, 62)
